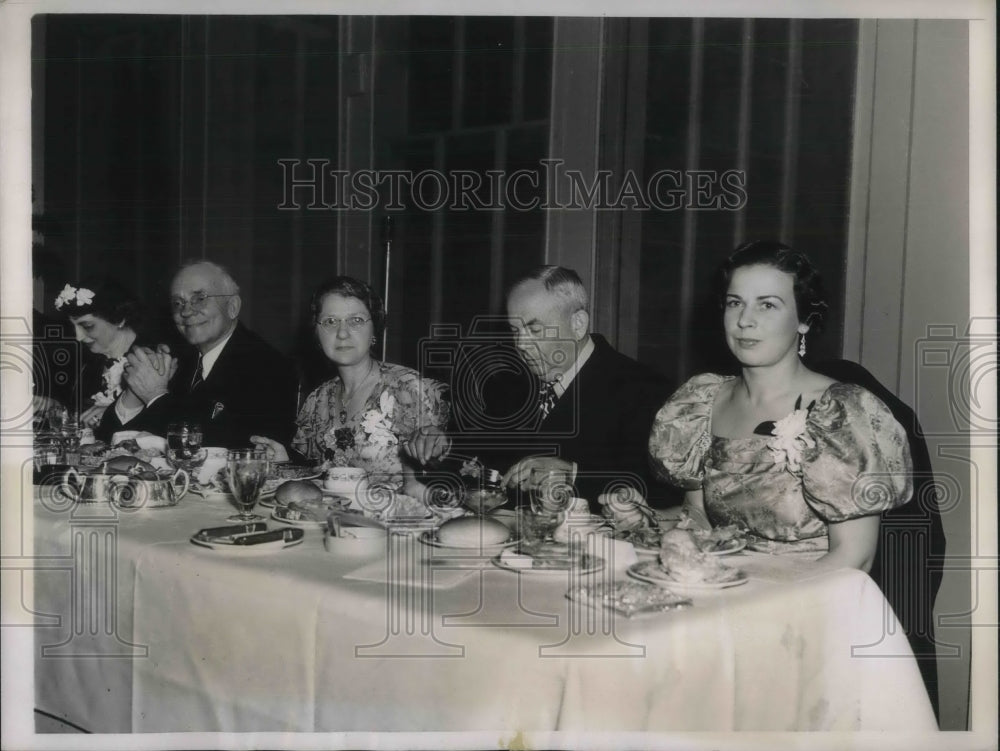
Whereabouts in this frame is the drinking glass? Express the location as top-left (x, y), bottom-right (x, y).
top-left (167, 422), bottom-right (206, 472)
top-left (55, 411), bottom-right (82, 465)
top-left (527, 468), bottom-right (573, 544)
top-left (226, 449), bottom-right (269, 522)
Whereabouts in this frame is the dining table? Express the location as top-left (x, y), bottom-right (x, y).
top-left (29, 480), bottom-right (939, 738)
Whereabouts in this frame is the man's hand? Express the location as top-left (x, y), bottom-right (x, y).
top-left (403, 426), bottom-right (452, 465)
top-left (123, 347), bottom-right (174, 405)
top-left (250, 436), bottom-right (290, 462)
top-left (502, 456), bottom-right (575, 491)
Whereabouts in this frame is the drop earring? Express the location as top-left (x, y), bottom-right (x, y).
top-left (798, 333), bottom-right (807, 357)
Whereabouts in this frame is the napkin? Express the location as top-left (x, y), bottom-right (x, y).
top-left (572, 534), bottom-right (639, 574)
top-left (135, 432), bottom-right (168, 453)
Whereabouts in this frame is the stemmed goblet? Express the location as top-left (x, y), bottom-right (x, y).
top-left (226, 448), bottom-right (269, 522)
top-left (525, 468), bottom-right (574, 545)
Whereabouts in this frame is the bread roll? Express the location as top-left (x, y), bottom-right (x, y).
top-left (437, 516), bottom-right (510, 547)
top-left (275, 479), bottom-right (323, 506)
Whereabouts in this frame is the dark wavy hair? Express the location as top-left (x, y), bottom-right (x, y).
top-left (55, 277), bottom-right (145, 332)
top-left (715, 240), bottom-right (829, 334)
top-left (309, 276), bottom-right (387, 345)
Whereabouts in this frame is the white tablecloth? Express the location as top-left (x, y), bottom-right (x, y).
top-left (32, 488), bottom-right (938, 734)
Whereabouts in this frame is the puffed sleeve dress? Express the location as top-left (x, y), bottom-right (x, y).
top-left (648, 373), bottom-right (913, 553)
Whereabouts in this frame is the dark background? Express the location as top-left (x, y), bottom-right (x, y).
top-left (35, 15), bottom-right (857, 389)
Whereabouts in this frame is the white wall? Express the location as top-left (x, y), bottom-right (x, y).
top-left (846, 18), bottom-right (981, 731)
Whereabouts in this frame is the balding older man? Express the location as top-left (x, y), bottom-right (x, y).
top-left (99, 260), bottom-right (298, 448)
top-left (409, 265), bottom-right (677, 510)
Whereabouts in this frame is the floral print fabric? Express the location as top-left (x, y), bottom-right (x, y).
top-left (292, 362), bottom-right (450, 491)
top-left (648, 373), bottom-right (912, 553)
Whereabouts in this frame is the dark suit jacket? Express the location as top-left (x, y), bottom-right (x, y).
top-left (98, 323), bottom-right (299, 448)
top-left (461, 334), bottom-right (676, 511)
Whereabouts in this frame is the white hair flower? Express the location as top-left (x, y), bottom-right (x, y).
top-left (54, 284), bottom-right (96, 309)
top-left (54, 284), bottom-right (78, 309)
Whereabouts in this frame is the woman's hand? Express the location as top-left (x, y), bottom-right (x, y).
top-left (249, 435), bottom-right (289, 462)
top-left (403, 426), bottom-right (451, 465)
top-left (81, 404), bottom-right (108, 428)
top-left (679, 489), bottom-right (712, 530)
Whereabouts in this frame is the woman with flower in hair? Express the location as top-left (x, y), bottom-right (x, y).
top-left (251, 276), bottom-right (449, 505)
top-left (647, 241), bottom-right (912, 571)
top-left (54, 278), bottom-right (160, 435)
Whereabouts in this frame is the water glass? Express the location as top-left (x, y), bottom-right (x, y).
top-left (226, 449), bottom-right (268, 522)
top-left (526, 468), bottom-right (573, 543)
top-left (167, 422), bottom-right (205, 471)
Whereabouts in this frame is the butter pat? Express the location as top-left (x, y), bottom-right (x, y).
top-left (499, 550), bottom-right (533, 568)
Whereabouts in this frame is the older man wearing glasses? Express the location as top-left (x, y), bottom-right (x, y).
top-left (408, 265), bottom-right (677, 511)
top-left (98, 260), bottom-right (298, 448)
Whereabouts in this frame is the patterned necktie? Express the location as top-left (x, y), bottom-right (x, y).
top-left (537, 379), bottom-right (558, 418)
top-left (190, 356), bottom-right (204, 391)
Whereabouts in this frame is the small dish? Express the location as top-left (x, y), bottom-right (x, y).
top-left (626, 560), bottom-right (748, 592)
top-left (418, 530), bottom-right (518, 553)
top-left (492, 551), bottom-right (605, 575)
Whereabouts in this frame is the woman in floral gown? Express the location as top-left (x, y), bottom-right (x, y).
top-left (53, 278), bottom-right (156, 434)
top-left (253, 277), bottom-right (449, 503)
top-left (648, 241), bottom-right (912, 571)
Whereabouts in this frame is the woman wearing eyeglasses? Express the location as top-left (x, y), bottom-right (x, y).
top-left (252, 276), bottom-right (449, 499)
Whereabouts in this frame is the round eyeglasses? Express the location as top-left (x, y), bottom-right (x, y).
top-left (170, 292), bottom-right (235, 314)
top-left (316, 315), bottom-right (371, 331)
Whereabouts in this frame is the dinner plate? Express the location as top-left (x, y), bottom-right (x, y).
top-left (702, 538), bottom-right (747, 556)
top-left (626, 560), bottom-right (747, 591)
top-left (271, 506), bottom-right (352, 529)
top-left (632, 542), bottom-right (660, 559)
top-left (261, 491), bottom-right (349, 511)
top-left (491, 552), bottom-right (605, 575)
top-left (631, 535), bottom-right (747, 558)
top-left (190, 526), bottom-right (305, 554)
top-left (418, 530), bottom-right (518, 553)
top-left (270, 506), bottom-right (329, 528)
